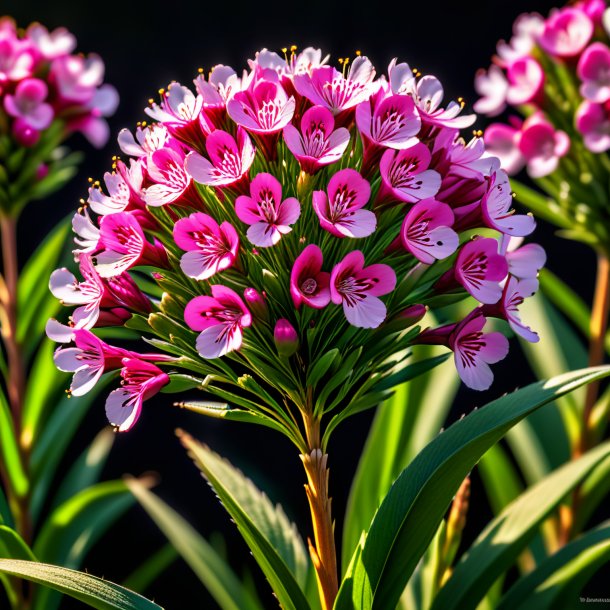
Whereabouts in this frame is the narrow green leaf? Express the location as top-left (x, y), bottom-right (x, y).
top-left (0, 389), bottom-right (28, 498)
top-left (179, 433), bottom-right (311, 610)
top-left (334, 366), bottom-right (610, 610)
top-left (0, 559), bottom-right (163, 610)
top-left (432, 444), bottom-right (610, 610)
top-left (0, 483), bottom-right (12, 527)
top-left (478, 444), bottom-right (523, 515)
top-left (307, 349), bottom-right (339, 387)
top-left (497, 521), bottom-right (610, 610)
top-left (511, 180), bottom-right (572, 228)
top-left (122, 545), bottom-right (177, 595)
top-left (0, 526), bottom-right (37, 561)
top-left (50, 428), bottom-right (115, 510)
top-left (126, 479), bottom-right (263, 610)
top-left (574, 455), bottom-right (610, 534)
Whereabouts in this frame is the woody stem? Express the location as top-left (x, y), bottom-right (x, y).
top-left (301, 411), bottom-right (338, 610)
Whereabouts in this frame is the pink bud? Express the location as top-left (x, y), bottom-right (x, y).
top-left (36, 163), bottom-right (49, 181)
top-left (244, 287), bottom-right (268, 321)
top-left (13, 118), bottom-right (40, 147)
top-left (274, 318), bottom-right (299, 357)
top-left (396, 304), bottom-right (427, 327)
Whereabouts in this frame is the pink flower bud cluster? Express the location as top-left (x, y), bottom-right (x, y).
top-left (48, 48), bottom-right (545, 432)
top-left (0, 17), bottom-right (118, 148)
top-left (475, 0), bottom-right (610, 175)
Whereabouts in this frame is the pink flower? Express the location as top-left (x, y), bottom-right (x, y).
top-left (330, 250), bottom-right (396, 328)
top-left (387, 59), bottom-right (415, 96)
top-left (95, 212), bottom-right (168, 277)
top-left (473, 65), bottom-right (509, 117)
top-left (400, 199), bottom-right (459, 264)
top-left (50, 54), bottom-right (105, 104)
top-left (235, 173), bottom-right (300, 247)
top-left (118, 123), bottom-right (169, 158)
top-left (72, 208), bottom-right (100, 260)
top-left (518, 114), bottom-right (570, 178)
top-left (485, 277), bottom-right (540, 343)
top-left (173, 212), bottom-right (239, 280)
top-left (54, 329), bottom-right (134, 396)
top-left (538, 7), bottom-right (593, 58)
top-left (576, 100), bottom-right (610, 152)
top-left (3, 78), bottom-right (53, 130)
top-left (293, 56), bottom-right (377, 116)
top-left (283, 105), bottom-right (350, 174)
top-left (578, 42), bottom-right (610, 103)
top-left (377, 143), bottom-right (441, 204)
top-left (501, 237), bottom-right (547, 279)
top-left (290, 244), bottom-right (331, 309)
top-left (184, 285), bottom-right (252, 359)
top-left (274, 319), bottom-right (299, 357)
top-left (355, 91), bottom-right (421, 149)
top-left (312, 168), bottom-right (375, 238)
top-left (105, 359), bottom-right (170, 431)
top-left (26, 23), bottom-right (76, 60)
top-left (496, 13), bottom-right (545, 65)
top-left (506, 57), bottom-right (544, 106)
top-left (227, 78), bottom-right (295, 134)
top-left (185, 127), bottom-right (255, 188)
top-left (449, 311), bottom-right (509, 390)
top-left (481, 170), bottom-right (536, 236)
top-left (482, 123), bottom-right (526, 175)
top-left (455, 237), bottom-right (508, 304)
top-left (88, 170), bottom-right (132, 216)
top-left (0, 34), bottom-right (34, 82)
top-left (145, 147), bottom-right (193, 206)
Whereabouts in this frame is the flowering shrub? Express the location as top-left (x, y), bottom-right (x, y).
top-left (474, 0), bottom-right (610, 251)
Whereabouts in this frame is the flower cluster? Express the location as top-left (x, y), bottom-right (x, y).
top-left (0, 17), bottom-right (117, 148)
top-left (474, 0), bottom-right (610, 250)
top-left (48, 48), bottom-right (544, 435)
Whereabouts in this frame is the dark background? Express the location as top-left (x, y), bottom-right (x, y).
top-left (1, 0), bottom-right (605, 608)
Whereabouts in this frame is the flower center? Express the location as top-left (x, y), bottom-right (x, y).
top-left (301, 278), bottom-right (317, 294)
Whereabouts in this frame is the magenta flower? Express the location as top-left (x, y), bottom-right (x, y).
top-left (283, 105), bottom-right (350, 174)
top-left (518, 114), bottom-right (570, 177)
top-left (485, 277), bottom-right (540, 343)
top-left (538, 7), bottom-right (593, 58)
top-left (577, 42), bottom-right (610, 103)
top-left (105, 359), bottom-right (170, 431)
top-left (54, 329), bottom-right (134, 396)
top-left (506, 57), bottom-right (544, 106)
top-left (455, 237), bottom-right (508, 304)
top-left (330, 250), bottom-right (396, 328)
top-left (88, 169), bottom-right (134, 216)
top-left (274, 319), bottom-right (299, 357)
top-left (449, 311), bottom-right (509, 390)
top-left (145, 147), bottom-right (193, 207)
top-left (173, 212), bottom-right (239, 280)
top-left (3, 78), bottom-right (53, 130)
top-left (482, 123), bottom-right (526, 175)
top-left (118, 123), bottom-right (169, 158)
top-left (576, 100), bottom-right (610, 152)
top-left (377, 143), bottom-right (441, 204)
top-left (496, 13), bottom-right (545, 65)
top-left (355, 91), bottom-right (421, 150)
top-left (185, 127), bottom-right (255, 188)
top-left (502, 237), bottom-right (547, 279)
top-left (313, 168), bottom-right (375, 238)
top-left (95, 212), bottom-right (168, 277)
top-left (50, 54), bottom-right (105, 103)
top-left (481, 170), bottom-right (536, 236)
top-left (400, 199), bottom-right (459, 264)
top-left (293, 56), bottom-right (377, 116)
top-left (473, 65), bottom-right (509, 117)
top-left (184, 285), bottom-right (252, 359)
top-left (0, 30), bottom-right (34, 82)
top-left (227, 78), bottom-right (295, 134)
top-left (290, 244), bottom-right (331, 309)
top-left (26, 23), bottom-right (76, 59)
top-left (235, 173), bottom-right (300, 247)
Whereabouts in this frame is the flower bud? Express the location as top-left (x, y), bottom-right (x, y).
top-left (396, 304), bottom-right (427, 327)
top-left (274, 318), bottom-right (299, 357)
top-left (36, 163), bottom-right (49, 181)
top-left (13, 118), bottom-right (40, 147)
top-left (244, 287), bottom-right (268, 321)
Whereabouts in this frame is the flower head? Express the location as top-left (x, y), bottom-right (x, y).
top-left (290, 244), bottom-right (331, 309)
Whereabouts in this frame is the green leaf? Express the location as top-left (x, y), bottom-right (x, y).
top-left (0, 559), bottom-right (163, 610)
top-left (179, 432), bottom-right (311, 610)
top-left (432, 443), bottom-right (610, 610)
top-left (334, 366), bottom-right (610, 610)
top-left (0, 525), bottom-right (37, 560)
top-left (307, 349), bottom-right (339, 387)
top-left (122, 545), bottom-right (177, 595)
top-left (497, 521), bottom-right (610, 610)
top-left (0, 483), bottom-right (12, 527)
top-left (342, 345), bottom-right (458, 573)
top-left (50, 428), bottom-right (115, 510)
top-left (0, 389), bottom-right (28, 498)
top-left (33, 479), bottom-right (148, 610)
top-left (17, 217), bottom-right (70, 352)
top-left (511, 180), bottom-right (572, 229)
top-left (126, 479), bottom-right (263, 610)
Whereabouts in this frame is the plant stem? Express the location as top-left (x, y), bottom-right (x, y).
top-left (560, 252), bottom-right (610, 545)
top-left (1, 215), bottom-right (25, 423)
top-left (301, 412), bottom-right (338, 610)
